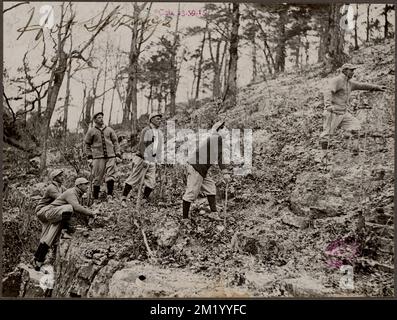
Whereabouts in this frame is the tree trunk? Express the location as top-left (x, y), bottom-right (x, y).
top-left (169, 3), bottom-right (181, 116)
top-left (384, 5), bottom-right (389, 39)
top-left (305, 38), bottom-right (309, 65)
top-left (40, 51), bottom-right (68, 172)
top-left (318, 11), bottom-right (330, 63)
top-left (294, 36), bottom-right (301, 68)
top-left (157, 90), bottom-right (162, 113)
top-left (262, 39), bottom-right (273, 75)
top-left (213, 41), bottom-right (222, 99)
top-left (208, 30), bottom-right (223, 100)
top-left (147, 84), bottom-right (153, 114)
top-left (83, 95), bottom-right (94, 133)
top-left (223, 3), bottom-right (240, 107)
top-left (275, 9), bottom-right (287, 73)
top-left (101, 41), bottom-right (109, 113)
top-left (221, 40), bottom-right (228, 95)
top-left (124, 50), bottom-right (137, 125)
top-left (319, 4), bottom-right (346, 71)
top-left (62, 56), bottom-right (72, 134)
top-left (123, 4), bottom-right (140, 135)
top-left (354, 4), bottom-right (359, 50)
top-left (253, 15), bottom-right (275, 72)
top-left (108, 85), bottom-right (116, 126)
top-left (327, 4), bottom-right (346, 70)
top-left (251, 33), bottom-right (257, 82)
top-left (90, 70), bottom-right (101, 116)
top-left (131, 75), bottom-right (138, 128)
top-left (366, 4), bottom-right (371, 42)
top-left (195, 26), bottom-right (206, 100)
top-left (191, 60), bottom-right (197, 100)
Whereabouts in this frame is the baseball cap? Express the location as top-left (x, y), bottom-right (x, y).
top-left (50, 169), bottom-right (64, 180)
top-left (75, 177), bottom-right (90, 186)
top-left (149, 113), bottom-right (162, 122)
top-left (341, 63), bottom-right (357, 71)
top-left (93, 112), bottom-right (104, 120)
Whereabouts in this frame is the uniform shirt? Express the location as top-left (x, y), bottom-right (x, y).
top-left (136, 124), bottom-right (163, 162)
top-left (188, 133), bottom-right (227, 178)
top-left (84, 125), bottom-right (120, 159)
top-left (50, 187), bottom-right (93, 216)
top-left (324, 74), bottom-right (382, 114)
top-left (35, 181), bottom-right (66, 213)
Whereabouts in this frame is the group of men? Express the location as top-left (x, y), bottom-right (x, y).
top-left (33, 110), bottom-right (231, 270)
top-left (33, 62), bottom-right (386, 270)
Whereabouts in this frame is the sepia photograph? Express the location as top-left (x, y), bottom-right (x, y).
top-left (1, 1), bottom-right (395, 299)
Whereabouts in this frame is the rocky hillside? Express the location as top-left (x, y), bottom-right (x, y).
top-left (3, 39), bottom-right (394, 297)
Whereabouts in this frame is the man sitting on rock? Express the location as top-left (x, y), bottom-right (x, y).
top-left (320, 63), bottom-right (387, 155)
top-left (33, 177), bottom-right (97, 271)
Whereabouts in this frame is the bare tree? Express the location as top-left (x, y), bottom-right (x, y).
top-left (354, 4), bottom-right (359, 50)
top-left (119, 3), bottom-right (161, 139)
top-left (38, 3), bottom-right (119, 172)
top-left (223, 3), bottom-right (240, 108)
top-left (195, 23), bottom-right (207, 100)
top-left (62, 34), bottom-right (73, 134)
top-left (100, 39), bottom-right (110, 113)
top-left (366, 4), bottom-right (371, 42)
top-left (382, 4), bottom-right (395, 39)
top-left (169, 3), bottom-right (181, 116)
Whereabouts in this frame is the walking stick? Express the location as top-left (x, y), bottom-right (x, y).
top-left (135, 163), bottom-right (150, 215)
top-left (131, 162), bottom-right (156, 262)
top-left (158, 164), bottom-right (164, 200)
top-left (87, 162), bottom-right (93, 207)
top-left (223, 181), bottom-right (228, 228)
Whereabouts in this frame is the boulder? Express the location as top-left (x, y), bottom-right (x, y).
top-left (87, 260), bottom-right (122, 298)
top-left (290, 170), bottom-right (362, 218)
top-left (2, 263), bottom-right (50, 298)
top-left (281, 211), bottom-right (310, 229)
top-left (153, 218), bottom-right (180, 248)
top-left (283, 276), bottom-right (334, 297)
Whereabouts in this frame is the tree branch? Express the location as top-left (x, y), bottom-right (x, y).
top-left (3, 1), bottom-right (29, 14)
top-left (3, 91), bottom-right (17, 123)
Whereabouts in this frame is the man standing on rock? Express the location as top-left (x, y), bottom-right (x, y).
top-left (33, 169), bottom-right (66, 271)
top-left (33, 177), bottom-right (97, 271)
top-left (84, 112), bottom-right (121, 202)
top-left (320, 63), bottom-right (387, 155)
top-left (120, 113), bottom-right (163, 207)
top-left (182, 120), bottom-right (231, 221)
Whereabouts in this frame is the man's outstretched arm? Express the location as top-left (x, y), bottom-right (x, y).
top-left (351, 80), bottom-right (387, 92)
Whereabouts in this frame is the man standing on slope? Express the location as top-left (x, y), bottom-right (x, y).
top-left (320, 63), bottom-right (387, 155)
top-left (120, 113), bottom-right (163, 207)
top-left (182, 120), bottom-right (231, 221)
top-left (84, 112), bottom-right (121, 202)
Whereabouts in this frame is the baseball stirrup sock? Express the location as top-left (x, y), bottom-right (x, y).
top-left (107, 180), bottom-right (114, 196)
top-left (207, 195), bottom-right (217, 212)
top-left (183, 201), bottom-right (191, 219)
top-left (143, 187), bottom-right (153, 199)
top-left (122, 183), bottom-right (132, 197)
top-left (93, 186), bottom-right (100, 199)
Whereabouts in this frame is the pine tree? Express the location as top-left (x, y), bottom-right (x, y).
top-left (223, 3), bottom-right (240, 107)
